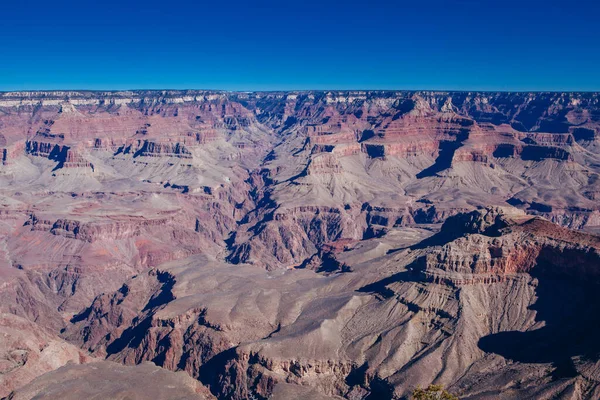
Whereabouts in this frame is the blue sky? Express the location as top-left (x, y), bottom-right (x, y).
top-left (0, 0), bottom-right (598, 91)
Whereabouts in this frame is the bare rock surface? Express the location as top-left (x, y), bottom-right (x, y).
top-left (0, 314), bottom-right (91, 398)
top-left (1, 90), bottom-right (600, 399)
top-left (6, 361), bottom-right (215, 400)
top-left (61, 210), bottom-right (600, 399)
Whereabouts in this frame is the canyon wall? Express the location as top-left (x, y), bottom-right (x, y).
top-left (1, 90), bottom-right (600, 399)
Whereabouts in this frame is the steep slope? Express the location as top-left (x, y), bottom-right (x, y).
top-left (0, 314), bottom-right (92, 398)
top-left (1, 90), bottom-right (600, 398)
top-left (6, 361), bottom-right (214, 400)
top-left (63, 207), bottom-right (600, 399)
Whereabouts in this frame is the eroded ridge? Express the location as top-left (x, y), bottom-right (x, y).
top-left (1, 90), bottom-right (600, 399)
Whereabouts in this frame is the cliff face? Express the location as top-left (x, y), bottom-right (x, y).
top-left (414, 207), bottom-right (600, 283)
top-left (59, 208), bottom-right (600, 400)
top-left (1, 90), bottom-right (600, 399)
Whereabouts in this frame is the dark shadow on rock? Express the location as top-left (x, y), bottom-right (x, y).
top-left (359, 129), bottom-right (376, 142)
top-left (132, 141), bottom-right (147, 158)
top-left (410, 208), bottom-right (507, 250)
top-left (70, 305), bottom-right (92, 323)
top-left (358, 270), bottom-right (422, 299)
top-left (106, 315), bottom-right (153, 355)
top-left (317, 252), bottom-right (352, 274)
top-left (409, 230), bottom-right (458, 250)
top-left (416, 140), bottom-right (460, 178)
top-left (142, 271), bottom-right (175, 312)
top-left (49, 144), bottom-right (70, 171)
top-left (346, 362), bottom-right (395, 400)
top-left (296, 251), bottom-right (353, 274)
top-left (572, 127), bottom-right (596, 142)
top-left (478, 263), bottom-right (600, 379)
top-left (416, 130), bottom-right (469, 179)
top-left (198, 347), bottom-right (240, 399)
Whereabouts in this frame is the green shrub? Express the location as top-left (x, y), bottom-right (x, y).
top-left (412, 384), bottom-right (459, 400)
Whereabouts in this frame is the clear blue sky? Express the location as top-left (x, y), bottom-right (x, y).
top-left (1, 0), bottom-right (598, 91)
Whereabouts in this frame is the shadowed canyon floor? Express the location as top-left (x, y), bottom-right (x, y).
top-left (1, 90), bottom-right (600, 399)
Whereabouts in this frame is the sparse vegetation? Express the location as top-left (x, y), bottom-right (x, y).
top-left (412, 384), bottom-right (459, 400)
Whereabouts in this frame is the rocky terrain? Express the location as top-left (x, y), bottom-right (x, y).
top-left (7, 361), bottom-right (215, 400)
top-left (1, 90), bottom-right (600, 399)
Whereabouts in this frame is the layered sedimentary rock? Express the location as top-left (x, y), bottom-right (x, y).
top-left (1, 90), bottom-right (600, 399)
top-left (412, 207), bottom-right (600, 284)
top-left (60, 208), bottom-right (600, 399)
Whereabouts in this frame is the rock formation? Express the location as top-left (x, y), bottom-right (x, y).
top-left (1, 90), bottom-right (600, 399)
top-left (6, 361), bottom-right (215, 400)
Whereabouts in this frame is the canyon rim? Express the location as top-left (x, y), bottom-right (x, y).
top-left (0, 89), bottom-right (600, 399)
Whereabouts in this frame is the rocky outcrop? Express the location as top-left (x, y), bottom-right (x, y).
top-left (206, 349), bottom-right (358, 400)
top-left (0, 314), bottom-right (92, 398)
top-left (25, 140), bottom-right (63, 158)
top-left (6, 361), bottom-right (215, 400)
top-left (2, 90), bottom-right (600, 399)
top-left (25, 140), bottom-right (94, 170)
top-left (412, 207), bottom-right (600, 285)
top-left (1, 142), bottom-right (25, 165)
top-left (133, 140), bottom-right (193, 158)
top-left (25, 212), bottom-right (181, 242)
top-left (58, 208), bottom-right (600, 400)
top-left (228, 205), bottom-right (366, 269)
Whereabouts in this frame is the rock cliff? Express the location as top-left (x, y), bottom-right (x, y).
top-left (1, 90), bottom-right (600, 398)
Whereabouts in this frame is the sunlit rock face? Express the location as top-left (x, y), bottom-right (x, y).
top-left (1, 90), bottom-right (600, 399)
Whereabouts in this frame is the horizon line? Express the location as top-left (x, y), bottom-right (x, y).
top-left (1, 88), bottom-right (599, 95)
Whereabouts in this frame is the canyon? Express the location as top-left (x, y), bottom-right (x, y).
top-left (1, 90), bottom-right (600, 399)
